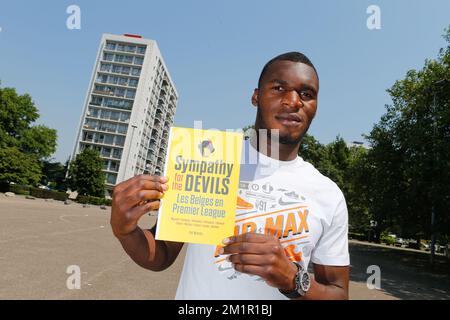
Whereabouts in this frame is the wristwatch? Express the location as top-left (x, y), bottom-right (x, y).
top-left (279, 262), bottom-right (311, 299)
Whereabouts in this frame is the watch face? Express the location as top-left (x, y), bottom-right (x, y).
top-left (300, 272), bottom-right (311, 292)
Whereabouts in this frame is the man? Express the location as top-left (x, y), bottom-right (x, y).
top-left (111, 52), bottom-right (350, 300)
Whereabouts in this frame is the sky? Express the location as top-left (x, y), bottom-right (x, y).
top-left (0, 0), bottom-right (449, 162)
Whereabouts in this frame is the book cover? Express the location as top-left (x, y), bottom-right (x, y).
top-left (155, 127), bottom-right (243, 245)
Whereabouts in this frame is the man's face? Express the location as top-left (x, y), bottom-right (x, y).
top-left (252, 60), bottom-right (319, 145)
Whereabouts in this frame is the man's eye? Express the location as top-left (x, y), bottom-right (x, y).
top-left (301, 92), bottom-right (313, 99)
top-left (274, 86), bottom-right (284, 92)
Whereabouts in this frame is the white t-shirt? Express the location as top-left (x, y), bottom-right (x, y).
top-left (175, 139), bottom-right (350, 300)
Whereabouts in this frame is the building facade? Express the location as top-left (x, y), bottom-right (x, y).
top-left (71, 34), bottom-right (178, 196)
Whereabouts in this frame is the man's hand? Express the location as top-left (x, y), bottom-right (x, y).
top-left (220, 233), bottom-right (298, 292)
top-left (110, 174), bottom-right (168, 239)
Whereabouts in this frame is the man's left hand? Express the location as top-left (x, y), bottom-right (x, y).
top-left (220, 233), bottom-right (298, 292)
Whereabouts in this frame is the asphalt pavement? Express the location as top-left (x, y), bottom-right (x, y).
top-left (0, 194), bottom-right (448, 300)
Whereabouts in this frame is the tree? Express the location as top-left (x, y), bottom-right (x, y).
top-left (67, 148), bottom-right (105, 197)
top-left (0, 147), bottom-right (41, 186)
top-left (345, 146), bottom-right (372, 234)
top-left (19, 125), bottom-right (57, 159)
top-left (298, 134), bottom-right (326, 166)
top-left (364, 26), bottom-right (450, 241)
top-left (41, 160), bottom-right (69, 191)
top-left (0, 84), bottom-right (58, 186)
top-left (0, 87), bottom-right (39, 139)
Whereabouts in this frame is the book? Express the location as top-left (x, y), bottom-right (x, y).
top-left (155, 127), bottom-right (243, 245)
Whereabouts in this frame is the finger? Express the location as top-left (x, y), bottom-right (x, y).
top-left (128, 200), bottom-right (161, 221)
top-left (222, 242), bottom-right (270, 255)
top-left (232, 263), bottom-right (267, 278)
top-left (123, 190), bottom-right (164, 209)
top-left (123, 176), bottom-right (168, 195)
top-left (223, 232), bottom-right (273, 246)
top-left (114, 175), bottom-right (167, 195)
top-left (228, 253), bottom-right (269, 266)
top-left (124, 179), bottom-right (168, 197)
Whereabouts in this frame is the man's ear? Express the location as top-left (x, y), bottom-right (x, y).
top-left (251, 89), bottom-right (259, 107)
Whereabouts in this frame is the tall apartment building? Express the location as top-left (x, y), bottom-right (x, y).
top-left (71, 34), bottom-right (178, 197)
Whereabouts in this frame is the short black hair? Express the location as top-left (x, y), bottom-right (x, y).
top-left (257, 51), bottom-right (318, 88)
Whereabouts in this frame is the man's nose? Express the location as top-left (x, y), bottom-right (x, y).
top-left (282, 90), bottom-right (303, 110)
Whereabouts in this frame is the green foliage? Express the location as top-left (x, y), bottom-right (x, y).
top-left (76, 195), bottom-right (109, 206)
top-left (299, 135), bottom-right (372, 234)
top-left (67, 148), bottom-right (105, 197)
top-left (29, 188), bottom-right (68, 201)
top-left (41, 160), bottom-right (68, 191)
top-left (8, 184), bottom-right (31, 195)
top-left (0, 147), bottom-right (42, 186)
top-left (380, 232), bottom-right (396, 246)
top-left (364, 26), bottom-right (450, 239)
top-left (0, 84), bottom-right (58, 187)
top-left (0, 87), bottom-right (39, 138)
top-left (19, 125), bottom-right (57, 159)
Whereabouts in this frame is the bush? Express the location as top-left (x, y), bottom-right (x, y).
top-left (9, 184), bottom-right (30, 195)
top-left (29, 188), bottom-right (67, 201)
top-left (76, 195), bottom-right (109, 206)
top-left (349, 232), bottom-right (366, 241)
top-left (381, 233), bottom-right (396, 246)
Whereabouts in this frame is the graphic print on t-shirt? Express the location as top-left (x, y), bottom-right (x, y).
top-left (213, 178), bottom-right (313, 281)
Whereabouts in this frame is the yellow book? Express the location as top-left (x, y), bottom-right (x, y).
top-left (155, 127), bottom-right (243, 245)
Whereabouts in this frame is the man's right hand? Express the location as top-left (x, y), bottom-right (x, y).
top-left (110, 174), bottom-right (168, 239)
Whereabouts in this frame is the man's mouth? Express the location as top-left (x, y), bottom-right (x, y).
top-left (274, 113), bottom-right (302, 127)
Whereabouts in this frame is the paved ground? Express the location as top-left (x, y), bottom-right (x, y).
top-left (0, 194), bottom-right (449, 300)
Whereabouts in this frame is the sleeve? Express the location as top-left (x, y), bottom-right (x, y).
top-left (310, 194), bottom-right (350, 266)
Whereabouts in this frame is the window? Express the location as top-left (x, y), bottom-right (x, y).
top-left (105, 42), bottom-right (116, 50)
top-left (115, 88), bottom-right (125, 97)
top-left (117, 44), bottom-right (126, 52)
top-left (117, 124), bottom-right (128, 134)
top-left (106, 173), bottom-right (117, 184)
top-left (90, 96), bottom-right (102, 106)
top-left (131, 68), bottom-right (141, 76)
top-left (126, 90), bottom-right (135, 99)
top-left (88, 108), bottom-right (99, 118)
top-left (122, 66), bottom-right (130, 74)
top-left (104, 135), bottom-right (114, 145)
top-left (137, 46), bottom-right (146, 54)
top-left (118, 77), bottom-right (128, 86)
top-left (134, 57), bottom-right (144, 65)
top-left (115, 55), bottom-right (125, 62)
top-left (112, 65), bottom-right (121, 73)
top-left (124, 55), bottom-right (133, 64)
top-left (115, 135), bottom-right (125, 146)
top-left (125, 45), bottom-right (136, 53)
top-left (97, 74), bottom-right (107, 83)
top-left (120, 112), bottom-right (130, 121)
top-left (84, 119), bottom-right (99, 129)
top-left (102, 148), bottom-right (111, 157)
top-left (101, 109), bottom-right (111, 119)
top-left (104, 53), bottom-right (114, 61)
top-left (110, 111), bottom-right (120, 121)
top-left (129, 79), bottom-right (138, 87)
top-left (112, 148), bottom-right (122, 159)
top-left (83, 131), bottom-right (93, 142)
top-left (100, 63), bottom-right (111, 72)
top-left (96, 134), bottom-right (105, 144)
top-left (109, 161), bottom-right (119, 172)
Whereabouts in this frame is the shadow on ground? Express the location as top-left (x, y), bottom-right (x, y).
top-left (349, 242), bottom-right (450, 300)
